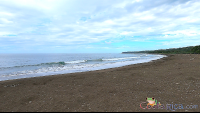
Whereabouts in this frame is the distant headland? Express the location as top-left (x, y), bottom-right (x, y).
top-left (122, 45), bottom-right (200, 54)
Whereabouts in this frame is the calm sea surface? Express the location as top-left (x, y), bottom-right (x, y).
top-left (0, 53), bottom-right (166, 81)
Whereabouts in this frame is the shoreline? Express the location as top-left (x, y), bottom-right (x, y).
top-left (0, 54), bottom-right (166, 82)
top-left (0, 54), bottom-right (199, 112)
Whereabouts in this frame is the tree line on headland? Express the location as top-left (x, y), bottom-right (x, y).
top-left (122, 45), bottom-right (200, 54)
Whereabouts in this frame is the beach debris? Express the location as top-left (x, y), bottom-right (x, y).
top-left (190, 58), bottom-right (195, 60)
top-left (4, 84), bottom-right (20, 87)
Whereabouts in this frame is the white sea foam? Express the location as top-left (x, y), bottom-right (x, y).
top-left (0, 54), bottom-right (166, 81)
top-left (102, 57), bottom-right (138, 61)
top-left (65, 60), bottom-right (86, 64)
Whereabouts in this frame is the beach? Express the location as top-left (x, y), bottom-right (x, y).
top-left (0, 54), bottom-right (199, 112)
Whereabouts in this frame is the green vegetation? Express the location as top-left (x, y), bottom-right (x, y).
top-left (122, 45), bottom-right (200, 54)
top-left (191, 45), bottom-right (200, 54)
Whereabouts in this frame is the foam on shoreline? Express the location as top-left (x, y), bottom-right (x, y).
top-left (0, 54), bottom-right (166, 81)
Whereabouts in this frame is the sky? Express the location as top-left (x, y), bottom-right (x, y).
top-left (0, 0), bottom-right (200, 53)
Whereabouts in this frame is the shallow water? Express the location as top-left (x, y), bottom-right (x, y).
top-left (0, 53), bottom-right (166, 81)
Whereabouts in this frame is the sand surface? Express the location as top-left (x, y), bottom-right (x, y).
top-left (0, 54), bottom-right (200, 112)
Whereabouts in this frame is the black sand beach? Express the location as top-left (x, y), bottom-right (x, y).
top-left (0, 54), bottom-right (199, 112)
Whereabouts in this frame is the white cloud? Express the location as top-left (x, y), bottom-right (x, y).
top-left (120, 31), bottom-right (134, 35)
top-left (163, 29), bottom-right (199, 37)
top-left (0, 0), bottom-right (200, 52)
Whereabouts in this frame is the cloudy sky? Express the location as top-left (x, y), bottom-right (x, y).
top-left (0, 0), bottom-right (200, 53)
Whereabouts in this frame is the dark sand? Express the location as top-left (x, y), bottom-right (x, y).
top-left (0, 54), bottom-right (200, 112)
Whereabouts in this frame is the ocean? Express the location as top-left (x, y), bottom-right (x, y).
top-left (0, 53), bottom-right (166, 81)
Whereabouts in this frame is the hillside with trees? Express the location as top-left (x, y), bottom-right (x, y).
top-left (122, 45), bottom-right (200, 54)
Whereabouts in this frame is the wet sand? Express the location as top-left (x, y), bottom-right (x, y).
top-left (0, 54), bottom-right (199, 112)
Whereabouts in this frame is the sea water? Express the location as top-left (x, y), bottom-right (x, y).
top-left (0, 53), bottom-right (166, 81)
